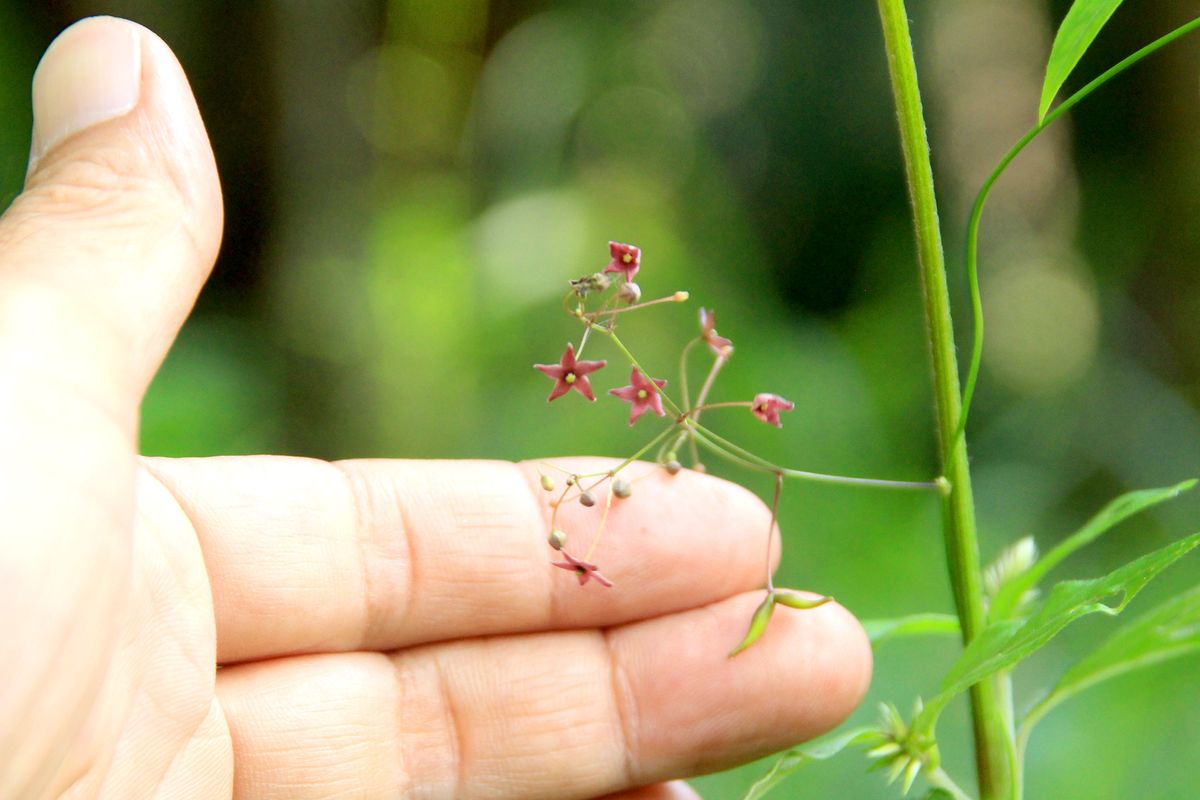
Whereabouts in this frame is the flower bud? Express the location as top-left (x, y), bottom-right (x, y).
top-left (617, 282), bottom-right (642, 304)
top-left (665, 460), bottom-right (682, 475)
top-left (673, 291), bottom-right (689, 302)
top-left (540, 474), bottom-right (555, 492)
top-left (548, 529), bottom-right (567, 550)
top-left (566, 475), bottom-right (576, 486)
top-left (579, 490), bottom-right (597, 507)
top-left (613, 478), bottom-right (632, 498)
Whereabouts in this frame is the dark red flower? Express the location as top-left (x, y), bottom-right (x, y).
top-left (552, 550), bottom-right (614, 587)
top-left (534, 343), bottom-right (607, 402)
top-left (603, 241), bottom-right (641, 281)
top-left (699, 308), bottom-right (733, 356)
top-left (751, 393), bottom-right (795, 427)
top-left (609, 367), bottom-right (667, 425)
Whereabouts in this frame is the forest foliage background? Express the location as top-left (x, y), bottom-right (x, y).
top-left (2, 1), bottom-right (1198, 797)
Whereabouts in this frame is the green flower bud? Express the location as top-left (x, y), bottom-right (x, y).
top-left (540, 474), bottom-right (555, 492)
top-left (548, 529), bottom-right (567, 550)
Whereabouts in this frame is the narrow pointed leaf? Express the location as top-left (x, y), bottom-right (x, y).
top-left (920, 531), bottom-right (1200, 729)
top-left (1039, 0), bottom-right (1126, 121)
top-left (1027, 584), bottom-right (1200, 730)
top-left (729, 593), bottom-right (777, 657)
top-left (990, 480), bottom-right (1195, 620)
top-left (863, 613), bottom-right (960, 648)
top-left (741, 727), bottom-right (877, 800)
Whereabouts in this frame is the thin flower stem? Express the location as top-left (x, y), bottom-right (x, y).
top-left (678, 337), bottom-right (700, 410)
top-left (594, 327), bottom-right (684, 416)
top-left (548, 480), bottom-right (573, 538)
top-left (576, 323), bottom-right (592, 359)
top-left (765, 472), bottom-right (783, 591)
top-left (691, 421), bottom-right (940, 491)
top-left (690, 353), bottom-right (728, 426)
top-left (954, 15), bottom-right (1200, 447)
top-left (604, 426), bottom-right (677, 479)
top-left (584, 481), bottom-right (616, 562)
top-left (581, 292), bottom-right (687, 318)
top-left (687, 431), bottom-right (701, 468)
top-left (688, 401), bottom-right (753, 414)
top-left (876, 0), bottom-right (1007, 796)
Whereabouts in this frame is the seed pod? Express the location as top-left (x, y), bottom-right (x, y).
top-left (665, 460), bottom-right (682, 475)
top-left (579, 490), bottom-right (597, 507)
top-left (612, 478), bottom-right (632, 498)
top-left (548, 529), bottom-right (567, 550)
top-left (539, 474), bottom-right (555, 492)
top-left (566, 475), bottom-right (576, 486)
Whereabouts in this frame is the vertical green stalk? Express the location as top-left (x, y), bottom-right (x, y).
top-left (874, 2), bottom-right (1011, 798)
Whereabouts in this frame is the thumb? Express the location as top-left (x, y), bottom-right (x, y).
top-left (0, 15), bottom-right (223, 407)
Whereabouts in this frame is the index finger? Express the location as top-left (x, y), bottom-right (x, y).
top-left (143, 455), bottom-right (782, 663)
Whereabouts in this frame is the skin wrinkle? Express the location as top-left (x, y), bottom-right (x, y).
top-left (601, 626), bottom-right (641, 790)
top-left (331, 461), bottom-right (380, 650)
top-left (429, 653), bottom-right (466, 800)
top-left (515, 461), bottom-right (569, 630)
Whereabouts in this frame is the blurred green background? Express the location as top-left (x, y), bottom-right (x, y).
top-left (2, 1), bottom-right (1198, 797)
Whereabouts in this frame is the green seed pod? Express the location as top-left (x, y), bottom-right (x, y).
top-left (728, 593), bottom-right (778, 657)
top-left (548, 529), bottom-right (567, 550)
top-left (612, 478), bottom-right (632, 498)
top-left (579, 490), bottom-right (597, 507)
top-left (539, 474), bottom-right (555, 492)
top-left (665, 460), bottom-right (682, 475)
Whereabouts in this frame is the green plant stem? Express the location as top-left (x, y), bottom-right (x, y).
top-left (691, 423), bottom-right (938, 491)
top-left (955, 16), bottom-right (1200, 444)
top-left (875, 2), bottom-right (1010, 798)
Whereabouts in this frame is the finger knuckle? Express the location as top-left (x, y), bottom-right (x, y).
top-left (22, 143), bottom-right (185, 227)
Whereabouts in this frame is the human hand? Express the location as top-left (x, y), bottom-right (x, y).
top-left (0, 17), bottom-right (870, 799)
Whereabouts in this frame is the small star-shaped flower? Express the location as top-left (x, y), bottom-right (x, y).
top-left (751, 393), bottom-right (795, 427)
top-left (603, 241), bottom-right (641, 281)
top-left (534, 343), bottom-right (607, 402)
top-left (552, 550), bottom-right (614, 587)
top-left (699, 308), bottom-right (733, 356)
top-left (609, 367), bottom-right (667, 425)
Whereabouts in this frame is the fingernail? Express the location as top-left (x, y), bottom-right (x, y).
top-left (30, 18), bottom-right (141, 166)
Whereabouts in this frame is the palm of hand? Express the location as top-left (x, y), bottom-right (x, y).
top-left (1, 18), bottom-right (869, 800)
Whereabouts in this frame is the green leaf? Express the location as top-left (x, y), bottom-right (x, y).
top-left (741, 727), bottom-right (877, 800)
top-left (863, 614), bottom-right (960, 648)
top-left (990, 481), bottom-right (1195, 620)
top-left (1025, 584), bottom-right (1200, 731)
top-left (773, 591), bottom-right (833, 610)
top-left (920, 531), bottom-right (1200, 730)
top-left (1039, 0), bottom-right (1126, 121)
top-left (729, 593), bottom-right (777, 657)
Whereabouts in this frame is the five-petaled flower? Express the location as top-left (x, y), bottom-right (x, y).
top-left (699, 308), bottom-right (733, 356)
top-left (552, 550), bottom-right (614, 587)
top-left (604, 241), bottom-right (641, 281)
top-left (534, 343), bottom-right (607, 402)
top-left (609, 367), bottom-right (667, 425)
top-left (751, 393), bottom-right (795, 427)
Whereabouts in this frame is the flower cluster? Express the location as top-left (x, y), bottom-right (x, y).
top-left (531, 241), bottom-right (796, 594)
top-left (531, 240), bottom-right (939, 661)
